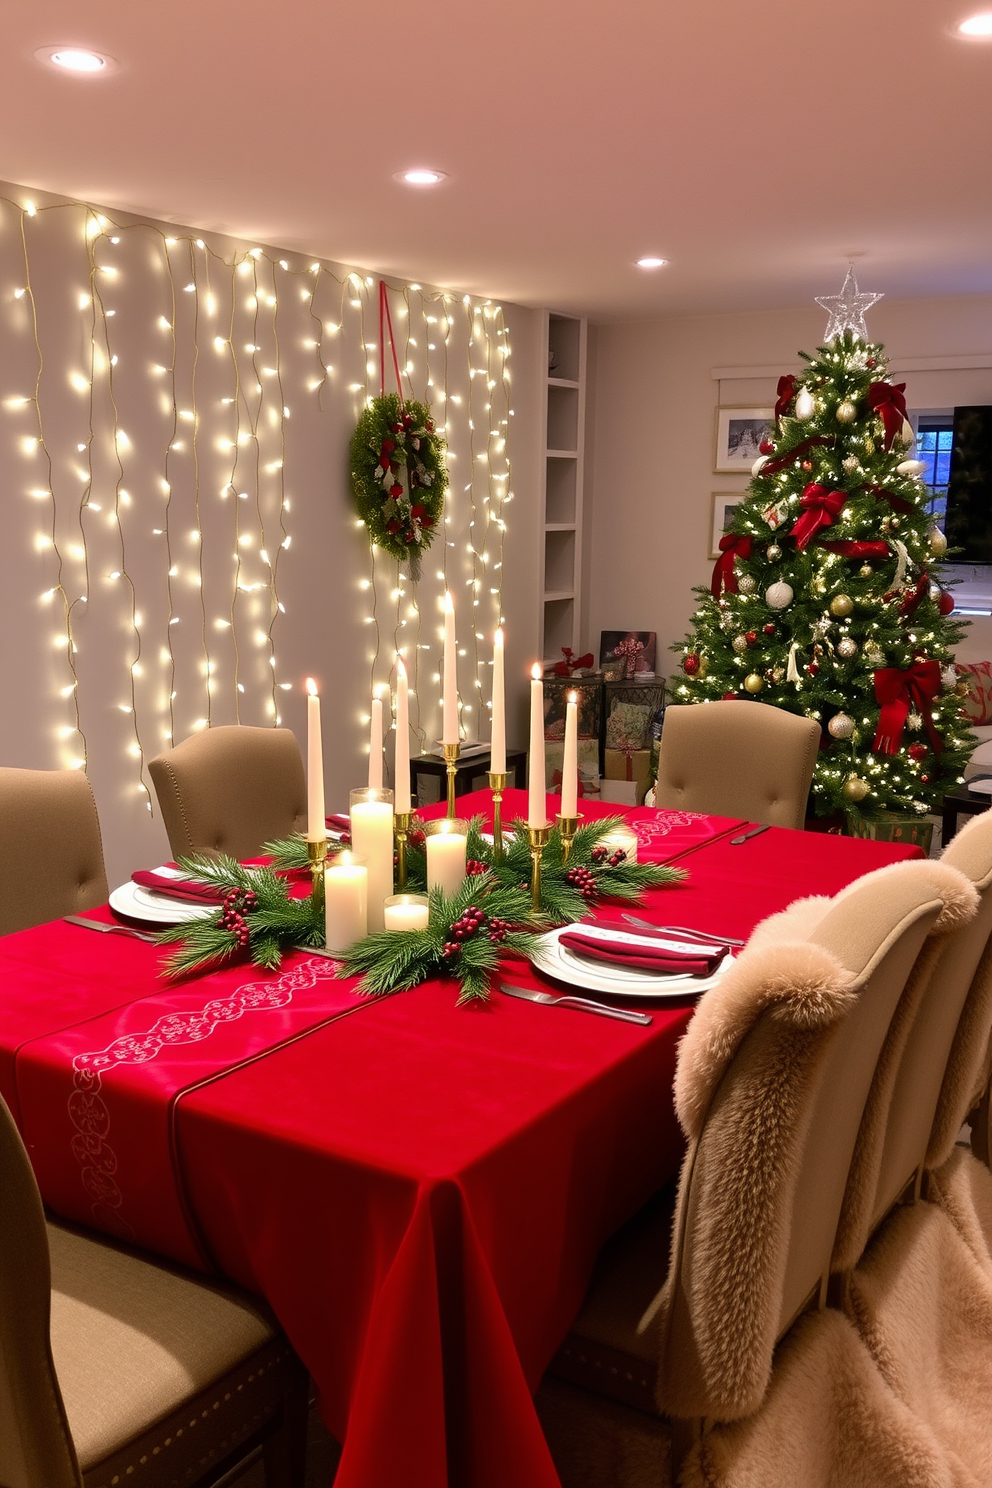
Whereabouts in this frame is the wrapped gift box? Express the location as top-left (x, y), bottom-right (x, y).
top-left (603, 747), bottom-right (653, 805)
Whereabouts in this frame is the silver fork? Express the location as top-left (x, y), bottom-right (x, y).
top-left (499, 981), bottom-right (652, 1025)
top-left (621, 913), bottom-right (745, 948)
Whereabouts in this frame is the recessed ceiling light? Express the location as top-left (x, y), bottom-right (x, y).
top-left (395, 169), bottom-right (447, 186)
top-left (636, 256), bottom-right (668, 269)
top-left (37, 46), bottom-right (115, 73)
top-left (955, 11), bottom-right (992, 36)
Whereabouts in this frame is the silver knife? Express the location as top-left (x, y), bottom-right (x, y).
top-left (621, 913), bottom-right (745, 948)
top-left (63, 915), bottom-right (159, 943)
top-left (499, 981), bottom-right (652, 1026)
top-left (729, 823), bottom-right (772, 846)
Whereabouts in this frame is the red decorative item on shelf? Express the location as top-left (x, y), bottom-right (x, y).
top-left (553, 647), bottom-right (594, 677)
top-left (613, 636), bottom-right (645, 679)
top-left (551, 769), bottom-right (586, 798)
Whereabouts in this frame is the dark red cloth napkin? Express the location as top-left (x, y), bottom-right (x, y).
top-left (326, 813), bottom-right (351, 832)
top-left (130, 871), bottom-right (226, 904)
top-left (558, 929), bottom-right (729, 977)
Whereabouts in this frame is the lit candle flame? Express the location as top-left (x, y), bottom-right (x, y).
top-left (531, 663), bottom-right (542, 681)
top-left (306, 677), bottom-right (318, 697)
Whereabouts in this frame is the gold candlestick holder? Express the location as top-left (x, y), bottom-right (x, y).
top-left (527, 824), bottom-right (551, 912)
top-left (442, 741), bottom-right (460, 818)
top-left (307, 837), bottom-right (328, 913)
top-left (488, 771), bottom-right (508, 861)
top-left (557, 812), bottom-right (582, 863)
top-left (394, 811), bottom-right (413, 891)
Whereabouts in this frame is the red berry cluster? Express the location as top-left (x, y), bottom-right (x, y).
top-left (466, 859), bottom-right (488, 876)
top-left (566, 865), bottom-right (598, 901)
top-left (441, 904), bottom-right (487, 960)
top-left (487, 916), bottom-right (511, 944)
top-left (408, 829), bottom-right (426, 850)
top-left (590, 844), bottom-right (625, 868)
top-left (591, 845), bottom-right (608, 864)
top-left (219, 888), bottom-right (257, 947)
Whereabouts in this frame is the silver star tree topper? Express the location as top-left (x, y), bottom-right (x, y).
top-left (815, 267), bottom-right (883, 341)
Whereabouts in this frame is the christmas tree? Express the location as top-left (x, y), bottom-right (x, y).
top-left (674, 272), bottom-right (975, 825)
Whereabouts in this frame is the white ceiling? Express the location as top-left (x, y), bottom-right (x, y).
top-left (2, 0), bottom-right (990, 320)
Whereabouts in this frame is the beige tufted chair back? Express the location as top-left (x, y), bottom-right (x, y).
top-left (149, 725), bottom-right (308, 861)
top-left (0, 768), bottom-right (109, 936)
top-left (653, 702), bottom-right (820, 830)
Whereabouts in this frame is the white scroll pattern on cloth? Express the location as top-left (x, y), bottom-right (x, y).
top-left (632, 810), bottom-right (707, 845)
top-left (66, 957), bottom-right (340, 1236)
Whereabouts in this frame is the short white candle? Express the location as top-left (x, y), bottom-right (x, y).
top-left (426, 823), bottom-right (468, 897)
top-left (597, 824), bottom-right (639, 863)
top-left (369, 691), bottom-right (384, 791)
top-left (394, 658), bottom-right (411, 813)
top-left (324, 852), bottom-right (367, 953)
top-left (306, 678), bottom-right (325, 841)
top-left (528, 664), bottom-right (548, 828)
top-left (561, 690), bottom-right (578, 818)
top-left (383, 894), bottom-right (430, 931)
top-left (490, 628), bottom-right (506, 774)
top-left (349, 791), bottom-right (394, 932)
top-left (442, 591), bottom-right (459, 745)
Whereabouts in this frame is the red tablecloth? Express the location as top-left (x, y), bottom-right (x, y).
top-left (0, 791), bottom-right (921, 1488)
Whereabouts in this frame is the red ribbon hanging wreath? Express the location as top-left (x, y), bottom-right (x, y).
top-left (774, 375), bottom-right (797, 420)
top-left (711, 533), bottom-right (753, 596)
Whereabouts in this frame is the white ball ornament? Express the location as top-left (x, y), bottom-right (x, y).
top-left (827, 712), bottom-right (855, 740)
top-left (896, 459), bottom-right (926, 477)
top-left (836, 400), bottom-right (857, 424)
top-left (765, 581), bottom-right (794, 610)
top-left (795, 387), bottom-right (815, 420)
top-left (837, 637), bottom-right (858, 659)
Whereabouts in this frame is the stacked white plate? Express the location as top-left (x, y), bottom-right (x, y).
top-left (109, 865), bottom-right (219, 925)
top-left (530, 923), bottom-right (734, 998)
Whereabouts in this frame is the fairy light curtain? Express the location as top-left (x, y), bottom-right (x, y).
top-left (0, 190), bottom-right (513, 819)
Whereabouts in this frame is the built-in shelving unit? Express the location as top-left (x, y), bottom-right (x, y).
top-left (539, 312), bottom-right (587, 666)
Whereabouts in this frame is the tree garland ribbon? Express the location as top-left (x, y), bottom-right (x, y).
top-left (756, 434), bottom-right (836, 477)
top-left (872, 661), bottom-right (943, 755)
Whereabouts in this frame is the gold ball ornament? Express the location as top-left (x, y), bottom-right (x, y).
top-left (859, 564), bottom-right (874, 578)
top-left (864, 437), bottom-right (876, 455)
top-left (698, 655), bottom-right (709, 677)
top-left (837, 636), bottom-right (858, 659)
top-left (732, 634), bottom-right (749, 654)
top-left (744, 673), bottom-right (764, 694)
top-left (929, 528), bottom-right (948, 557)
top-left (766, 543), bottom-right (782, 562)
top-left (956, 679), bottom-right (970, 698)
top-left (842, 455), bottom-right (860, 473)
top-left (829, 593), bottom-right (854, 618)
top-left (842, 776), bottom-right (870, 803)
top-left (738, 574), bottom-right (758, 595)
top-left (836, 400), bottom-right (858, 423)
top-left (827, 712), bottom-right (855, 740)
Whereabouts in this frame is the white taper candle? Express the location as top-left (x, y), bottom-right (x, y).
top-left (561, 690), bottom-right (578, 818)
top-left (528, 664), bottom-right (548, 828)
top-left (442, 591), bottom-right (458, 744)
top-left (306, 678), bottom-right (325, 840)
top-left (490, 628), bottom-right (506, 774)
top-left (394, 658), bottom-right (411, 813)
top-left (369, 691), bottom-right (384, 791)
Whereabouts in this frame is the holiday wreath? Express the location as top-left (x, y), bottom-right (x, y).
top-left (350, 392), bottom-right (447, 574)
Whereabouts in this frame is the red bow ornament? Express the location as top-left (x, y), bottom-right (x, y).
top-left (790, 485), bottom-right (846, 551)
top-left (774, 375), bottom-right (797, 420)
top-left (553, 647), bottom-right (594, 677)
top-left (866, 382), bottom-right (908, 451)
top-left (872, 660), bottom-right (943, 755)
top-left (711, 533), bottom-right (753, 596)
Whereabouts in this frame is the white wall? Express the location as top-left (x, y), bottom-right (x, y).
top-left (582, 294), bottom-right (992, 680)
top-left (0, 183), bottom-right (545, 883)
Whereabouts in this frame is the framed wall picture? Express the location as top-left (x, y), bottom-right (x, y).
top-left (715, 406), bottom-right (775, 472)
top-left (709, 492), bottom-right (746, 559)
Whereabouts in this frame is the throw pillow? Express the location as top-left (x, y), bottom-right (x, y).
top-left (956, 662), bottom-right (992, 726)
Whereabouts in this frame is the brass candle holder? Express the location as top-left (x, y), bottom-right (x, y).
top-left (557, 812), bottom-right (582, 863)
top-left (442, 741), bottom-right (460, 818)
top-left (394, 811), bottom-right (413, 891)
top-left (527, 823), bottom-right (552, 912)
top-left (488, 771), bottom-right (508, 861)
top-left (307, 836), bottom-right (328, 913)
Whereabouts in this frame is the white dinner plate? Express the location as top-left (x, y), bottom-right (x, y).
top-left (966, 777), bottom-right (992, 797)
top-left (109, 866), bottom-right (219, 925)
top-left (529, 923), bottom-right (735, 999)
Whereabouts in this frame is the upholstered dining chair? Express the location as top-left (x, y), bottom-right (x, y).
top-left (0, 767), bottom-right (109, 937)
top-left (536, 859), bottom-right (964, 1486)
top-left (0, 1092), bottom-right (309, 1488)
top-left (652, 702), bottom-right (820, 829)
top-left (149, 726), bottom-right (308, 861)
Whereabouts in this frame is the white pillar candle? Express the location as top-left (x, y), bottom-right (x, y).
top-left (383, 893), bottom-right (430, 931)
top-left (490, 628), bottom-right (506, 774)
top-left (528, 664), bottom-right (548, 828)
top-left (394, 658), bottom-right (411, 813)
top-left (324, 852), bottom-right (368, 953)
top-left (597, 824), bottom-right (639, 864)
top-left (306, 678), bottom-right (325, 841)
top-left (561, 690), bottom-right (578, 818)
top-left (369, 691), bottom-right (384, 791)
top-left (349, 790), bottom-right (394, 932)
top-left (442, 591), bottom-right (458, 744)
top-left (426, 822), bottom-right (468, 897)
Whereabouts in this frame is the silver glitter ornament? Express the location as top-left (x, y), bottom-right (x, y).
top-left (837, 637), bottom-right (858, 659)
top-left (827, 712), bottom-right (855, 740)
top-left (732, 634), bottom-right (749, 654)
top-left (766, 543), bottom-right (782, 561)
top-left (738, 575), bottom-right (758, 595)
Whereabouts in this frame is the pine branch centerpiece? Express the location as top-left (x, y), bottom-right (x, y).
top-left (154, 815), bottom-right (685, 1004)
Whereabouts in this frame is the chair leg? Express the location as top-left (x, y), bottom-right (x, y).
top-left (261, 1369), bottom-right (310, 1488)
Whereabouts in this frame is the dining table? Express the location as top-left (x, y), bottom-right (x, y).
top-left (0, 789), bottom-right (923, 1488)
